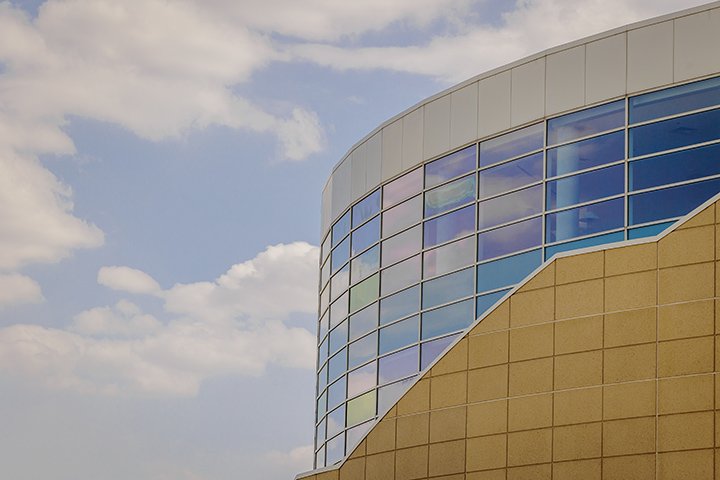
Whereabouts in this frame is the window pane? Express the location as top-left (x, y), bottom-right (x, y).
top-left (480, 123), bottom-right (544, 167)
top-left (424, 204), bottom-right (475, 248)
top-left (347, 390), bottom-right (376, 427)
top-left (479, 152), bottom-right (543, 198)
top-left (318, 364), bottom-right (328, 391)
top-left (315, 446), bottom-right (326, 469)
top-left (347, 361), bottom-right (376, 397)
top-left (325, 433), bottom-right (345, 465)
top-left (381, 255), bottom-right (421, 296)
top-left (548, 100), bottom-right (624, 145)
top-left (477, 249), bottom-right (542, 293)
top-left (478, 184), bottom-right (543, 230)
top-left (352, 189), bottom-right (381, 228)
top-left (379, 315), bottom-right (419, 355)
top-left (329, 292), bottom-right (348, 329)
top-left (422, 267), bottom-right (474, 309)
top-left (332, 211), bottom-right (351, 247)
top-left (630, 76), bottom-right (720, 124)
top-left (318, 336), bottom-right (329, 365)
top-left (326, 406), bottom-right (345, 441)
top-left (382, 195), bottom-right (422, 238)
top-left (546, 165), bottom-right (624, 210)
top-left (317, 392), bottom-right (327, 421)
top-left (630, 108), bottom-right (720, 158)
top-left (348, 331), bottom-right (376, 370)
top-left (382, 225), bottom-right (422, 267)
top-left (378, 377), bottom-right (416, 414)
top-left (328, 348), bottom-right (347, 382)
top-left (331, 237), bottom-right (350, 273)
top-left (478, 217), bottom-right (543, 261)
top-left (329, 320), bottom-right (348, 354)
top-left (546, 198), bottom-right (624, 243)
top-left (319, 311), bottom-right (329, 341)
top-left (316, 418), bottom-right (327, 445)
top-left (320, 286), bottom-right (329, 316)
top-left (547, 130), bottom-right (625, 177)
top-left (476, 290), bottom-right (510, 318)
top-left (380, 285), bottom-right (420, 326)
top-left (378, 345), bottom-right (419, 384)
top-left (424, 174), bottom-right (476, 217)
top-left (629, 143), bottom-right (720, 191)
top-left (420, 334), bottom-right (459, 370)
top-left (351, 245), bottom-right (379, 285)
top-left (628, 221), bottom-right (675, 239)
top-left (328, 376), bottom-right (346, 411)
top-left (421, 299), bottom-right (474, 340)
top-left (330, 264), bottom-right (349, 301)
top-left (423, 235), bottom-right (475, 279)
top-left (425, 145), bottom-right (476, 188)
top-left (321, 259), bottom-right (330, 290)
top-left (321, 234), bottom-right (331, 263)
top-left (629, 178), bottom-right (720, 225)
top-left (351, 216), bottom-right (380, 256)
top-left (346, 421), bottom-right (373, 451)
top-left (349, 303), bottom-right (378, 341)
top-left (383, 168), bottom-right (423, 208)
top-left (545, 231), bottom-right (624, 260)
top-left (350, 273), bottom-right (379, 313)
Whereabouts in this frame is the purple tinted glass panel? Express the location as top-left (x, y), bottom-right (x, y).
top-left (382, 194), bottom-right (422, 238)
top-left (420, 334), bottom-right (459, 370)
top-left (477, 217), bottom-right (543, 261)
top-left (547, 100), bottom-right (624, 145)
top-left (379, 285), bottom-right (420, 326)
top-left (480, 123), bottom-right (544, 167)
top-left (383, 168), bottom-right (423, 208)
top-left (478, 184), bottom-right (543, 230)
top-left (348, 331), bottom-right (377, 369)
top-left (479, 152), bottom-right (543, 198)
top-left (349, 303), bottom-right (378, 341)
top-left (378, 376), bottom-right (416, 414)
top-left (382, 225), bottom-right (422, 267)
top-left (545, 197), bottom-right (625, 243)
top-left (424, 204), bottom-right (475, 248)
top-left (421, 299), bottom-right (474, 339)
top-left (424, 174), bottom-right (476, 217)
top-left (352, 189), bottom-right (381, 228)
top-left (381, 255), bottom-right (421, 296)
top-left (378, 345), bottom-right (419, 385)
top-left (425, 145), bottom-right (476, 188)
top-left (347, 361), bottom-right (377, 397)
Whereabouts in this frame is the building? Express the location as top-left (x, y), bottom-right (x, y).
top-left (306, 2), bottom-right (720, 478)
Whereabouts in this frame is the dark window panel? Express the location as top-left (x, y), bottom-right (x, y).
top-left (629, 177), bottom-right (720, 225)
top-left (547, 130), bottom-right (625, 177)
top-left (478, 184), bottom-right (543, 230)
top-left (477, 216), bottom-right (542, 261)
top-left (424, 204), bottom-right (475, 248)
top-left (545, 197), bottom-right (625, 243)
top-left (546, 165), bottom-right (624, 210)
top-left (630, 75), bottom-right (720, 124)
top-left (351, 216), bottom-right (380, 256)
top-left (476, 289), bottom-right (511, 318)
top-left (331, 236), bottom-right (350, 273)
top-left (425, 144), bottom-right (476, 188)
top-left (480, 122), bottom-right (544, 167)
top-left (545, 231), bottom-right (624, 260)
top-left (629, 143), bottom-right (720, 191)
top-left (332, 211), bottom-right (351, 247)
top-left (479, 152), bottom-right (543, 198)
top-left (477, 249), bottom-right (542, 294)
top-left (352, 189), bottom-right (381, 228)
top-left (630, 108), bottom-right (720, 158)
top-left (421, 299), bottom-right (474, 340)
top-left (548, 100), bottom-right (624, 145)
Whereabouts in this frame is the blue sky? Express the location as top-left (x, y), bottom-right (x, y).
top-left (0, 1), bottom-right (708, 479)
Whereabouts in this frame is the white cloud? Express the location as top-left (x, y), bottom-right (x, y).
top-left (0, 273), bottom-right (44, 307)
top-left (264, 445), bottom-right (313, 473)
top-left (0, 243), bottom-right (319, 396)
top-left (98, 266), bottom-right (162, 295)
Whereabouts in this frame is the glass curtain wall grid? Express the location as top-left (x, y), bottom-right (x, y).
top-left (313, 74), bottom-right (720, 467)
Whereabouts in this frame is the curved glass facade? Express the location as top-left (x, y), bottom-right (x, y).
top-left (314, 74), bottom-right (720, 467)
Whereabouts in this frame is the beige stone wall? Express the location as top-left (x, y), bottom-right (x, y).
top-left (301, 199), bottom-right (720, 480)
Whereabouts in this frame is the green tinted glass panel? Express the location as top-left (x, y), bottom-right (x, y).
top-left (346, 390), bottom-right (377, 427)
top-left (350, 273), bottom-right (379, 313)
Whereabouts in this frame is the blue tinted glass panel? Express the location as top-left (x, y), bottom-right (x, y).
top-left (420, 334), bottom-right (459, 370)
top-left (548, 100), bottom-right (624, 145)
top-left (347, 390), bottom-right (376, 427)
top-left (425, 145), bottom-right (476, 188)
top-left (330, 265), bottom-right (349, 301)
top-left (328, 348), bottom-right (347, 382)
top-left (424, 204), bottom-right (475, 248)
top-left (328, 376), bottom-right (346, 410)
top-left (380, 285), bottom-right (420, 325)
top-left (629, 143), bottom-right (720, 191)
top-left (547, 131), bottom-right (625, 177)
top-left (378, 377), bottom-right (415, 414)
top-left (421, 299), bottom-right (474, 340)
top-left (478, 185), bottom-right (543, 230)
top-left (318, 364), bottom-right (328, 391)
top-left (378, 346), bottom-right (419, 384)
top-left (332, 211), bottom-right (351, 246)
top-left (349, 332), bottom-right (376, 369)
top-left (383, 168), bottom-right (423, 208)
top-left (379, 316), bottom-right (419, 355)
top-left (382, 194), bottom-right (422, 238)
top-left (478, 217), bottom-right (542, 261)
top-left (319, 312), bottom-right (329, 341)
top-left (351, 245), bottom-right (379, 285)
top-left (326, 406), bottom-right (345, 440)
top-left (629, 178), bottom-right (720, 225)
top-left (546, 165), bottom-right (624, 210)
top-left (544, 231), bottom-right (624, 260)
top-left (628, 221), bottom-right (675, 239)
top-left (422, 267), bottom-right (474, 309)
top-left (480, 123), bottom-right (544, 167)
top-left (317, 392), bottom-right (327, 421)
top-left (320, 286), bottom-right (329, 316)
top-left (479, 152), bottom-right (543, 198)
top-left (331, 237), bottom-right (350, 273)
top-left (630, 76), bottom-right (720, 124)
top-left (352, 189), bottom-right (381, 228)
top-left (349, 303), bottom-right (378, 341)
top-left (329, 292), bottom-right (348, 329)
top-left (476, 289), bottom-right (510, 318)
top-left (319, 336), bottom-right (329, 365)
top-left (382, 225), bottom-right (422, 267)
top-left (316, 418), bottom-right (327, 445)
top-left (351, 216), bottom-right (380, 256)
top-left (325, 433), bottom-right (345, 465)
top-left (477, 249), bottom-right (542, 293)
top-left (381, 255), bottom-right (421, 296)
top-left (423, 235), bottom-right (475, 279)
top-left (348, 361), bottom-right (376, 397)
top-left (546, 198), bottom-right (625, 243)
top-left (630, 108), bottom-right (720, 158)
top-left (424, 175), bottom-right (476, 217)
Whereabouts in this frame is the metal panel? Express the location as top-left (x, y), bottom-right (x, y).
top-left (511, 58), bottom-right (546, 127)
top-left (402, 107), bottom-right (424, 170)
top-left (546, 46), bottom-right (586, 115)
top-left (627, 21), bottom-right (674, 94)
top-left (350, 144), bottom-right (367, 202)
top-left (586, 33), bottom-right (627, 104)
top-left (381, 119), bottom-right (403, 182)
top-left (365, 131), bottom-right (382, 190)
top-left (450, 82), bottom-right (479, 150)
top-left (478, 71), bottom-right (511, 139)
top-left (423, 94), bottom-right (451, 160)
top-left (331, 157), bottom-right (351, 220)
top-left (673, 8), bottom-right (720, 82)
